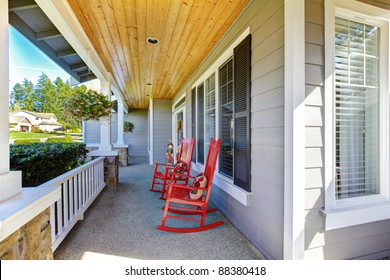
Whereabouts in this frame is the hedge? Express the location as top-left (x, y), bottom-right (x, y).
top-left (45, 135), bottom-right (74, 143)
top-left (10, 142), bottom-right (88, 187)
top-left (13, 139), bottom-right (41, 144)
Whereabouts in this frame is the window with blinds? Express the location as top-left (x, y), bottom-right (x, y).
top-left (191, 34), bottom-right (251, 192)
top-left (334, 17), bottom-right (380, 199)
top-left (205, 73), bottom-right (216, 160)
top-left (219, 58), bottom-right (234, 178)
top-left (197, 83), bottom-right (205, 164)
top-left (191, 87), bottom-right (196, 163)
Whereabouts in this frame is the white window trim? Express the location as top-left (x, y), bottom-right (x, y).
top-left (192, 27), bottom-right (251, 206)
top-left (322, 0), bottom-right (390, 230)
top-left (172, 92), bottom-right (186, 111)
top-left (172, 106), bottom-right (186, 159)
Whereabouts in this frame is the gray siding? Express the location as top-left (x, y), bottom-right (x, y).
top-left (124, 110), bottom-right (149, 158)
top-left (84, 110), bottom-right (149, 158)
top-left (152, 99), bottom-right (172, 163)
top-left (304, 0), bottom-right (390, 259)
top-left (84, 120), bottom-right (101, 143)
top-left (110, 110), bottom-right (149, 158)
top-left (304, 0), bottom-right (326, 259)
top-left (172, 0), bottom-right (285, 259)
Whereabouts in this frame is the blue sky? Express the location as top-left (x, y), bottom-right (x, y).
top-left (9, 26), bottom-right (71, 93)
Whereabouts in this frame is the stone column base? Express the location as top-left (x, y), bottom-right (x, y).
top-left (89, 150), bottom-right (119, 188)
top-left (113, 146), bottom-right (128, 167)
top-left (103, 156), bottom-right (119, 187)
top-left (0, 208), bottom-right (53, 260)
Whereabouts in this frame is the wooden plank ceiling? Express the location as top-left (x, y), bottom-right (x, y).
top-left (67, 0), bottom-right (250, 109)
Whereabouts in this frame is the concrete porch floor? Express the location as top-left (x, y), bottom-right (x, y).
top-left (54, 158), bottom-right (265, 260)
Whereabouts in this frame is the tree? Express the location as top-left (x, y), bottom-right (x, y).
top-left (9, 73), bottom-right (88, 129)
top-left (10, 79), bottom-right (37, 111)
top-left (53, 77), bottom-right (73, 122)
top-left (35, 73), bottom-right (57, 113)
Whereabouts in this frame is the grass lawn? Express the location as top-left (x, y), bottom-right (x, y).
top-left (9, 131), bottom-right (66, 139)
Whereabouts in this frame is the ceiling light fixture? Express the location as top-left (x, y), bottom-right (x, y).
top-left (147, 37), bottom-right (159, 45)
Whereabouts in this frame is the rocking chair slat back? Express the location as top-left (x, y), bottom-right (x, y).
top-left (157, 138), bottom-right (223, 233)
top-left (203, 138), bottom-right (220, 204)
top-left (180, 138), bottom-right (195, 166)
top-left (150, 138), bottom-right (195, 198)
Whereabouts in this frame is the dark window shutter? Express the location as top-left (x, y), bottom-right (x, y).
top-left (233, 34), bottom-right (251, 192)
top-left (191, 87), bottom-right (196, 163)
top-left (197, 83), bottom-right (205, 164)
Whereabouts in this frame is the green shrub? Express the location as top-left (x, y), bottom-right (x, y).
top-left (45, 135), bottom-right (74, 143)
top-left (10, 142), bottom-right (88, 187)
top-left (32, 128), bottom-right (44, 133)
top-left (69, 128), bottom-right (82, 133)
top-left (124, 121), bottom-right (134, 133)
top-left (13, 139), bottom-right (41, 144)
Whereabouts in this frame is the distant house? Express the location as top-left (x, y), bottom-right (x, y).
top-left (9, 115), bottom-right (32, 132)
top-left (10, 110), bottom-right (62, 132)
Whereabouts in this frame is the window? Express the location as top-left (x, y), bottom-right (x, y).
top-left (191, 87), bottom-right (196, 163)
top-left (197, 83), bottom-right (205, 164)
top-left (323, 0), bottom-right (390, 229)
top-left (205, 73), bottom-right (216, 159)
top-left (334, 16), bottom-right (380, 200)
top-left (193, 34), bottom-right (251, 193)
top-left (219, 59), bottom-right (234, 177)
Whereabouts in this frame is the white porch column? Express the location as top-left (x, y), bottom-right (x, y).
top-left (283, 0), bottom-right (305, 260)
top-left (0, 0), bottom-right (22, 202)
top-left (116, 101), bottom-right (125, 146)
top-left (98, 79), bottom-right (112, 151)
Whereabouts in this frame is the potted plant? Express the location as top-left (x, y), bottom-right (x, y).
top-left (65, 89), bottom-right (114, 121)
top-left (124, 121), bottom-right (134, 133)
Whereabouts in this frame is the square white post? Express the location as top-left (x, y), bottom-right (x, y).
top-left (284, 0), bottom-right (306, 260)
top-left (116, 101), bottom-right (125, 146)
top-left (0, 0), bottom-right (22, 202)
top-left (98, 79), bottom-right (112, 151)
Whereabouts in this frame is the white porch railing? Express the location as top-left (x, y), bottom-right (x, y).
top-left (37, 157), bottom-right (106, 252)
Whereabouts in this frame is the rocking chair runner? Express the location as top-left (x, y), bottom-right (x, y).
top-left (157, 138), bottom-right (223, 233)
top-left (150, 138), bottom-right (195, 200)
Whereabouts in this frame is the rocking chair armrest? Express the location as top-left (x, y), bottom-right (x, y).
top-left (168, 172), bottom-right (195, 181)
top-left (154, 162), bottom-right (174, 172)
top-left (168, 181), bottom-right (204, 191)
top-left (154, 162), bottom-right (172, 168)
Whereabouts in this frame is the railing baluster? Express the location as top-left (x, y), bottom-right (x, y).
top-left (73, 175), bottom-right (77, 214)
top-left (57, 189), bottom-right (63, 237)
top-left (42, 157), bottom-right (105, 252)
top-left (92, 165), bottom-right (95, 194)
top-left (63, 180), bottom-right (69, 228)
top-left (83, 170), bottom-right (87, 206)
top-left (69, 176), bottom-right (74, 218)
top-left (78, 173), bottom-right (82, 211)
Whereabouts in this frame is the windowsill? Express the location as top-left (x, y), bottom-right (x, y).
top-left (0, 185), bottom-right (61, 242)
top-left (320, 201), bottom-right (390, 230)
top-left (192, 163), bottom-right (251, 206)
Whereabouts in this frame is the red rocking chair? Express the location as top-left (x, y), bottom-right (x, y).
top-left (157, 138), bottom-right (223, 233)
top-left (150, 138), bottom-right (195, 200)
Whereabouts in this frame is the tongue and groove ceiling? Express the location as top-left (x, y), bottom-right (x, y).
top-left (66, 0), bottom-right (250, 109)
top-left (11, 0), bottom-right (389, 109)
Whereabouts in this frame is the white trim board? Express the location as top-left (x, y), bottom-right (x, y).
top-left (283, 0), bottom-right (306, 260)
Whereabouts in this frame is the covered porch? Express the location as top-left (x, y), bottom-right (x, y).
top-left (53, 160), bottom-right (264, 260)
